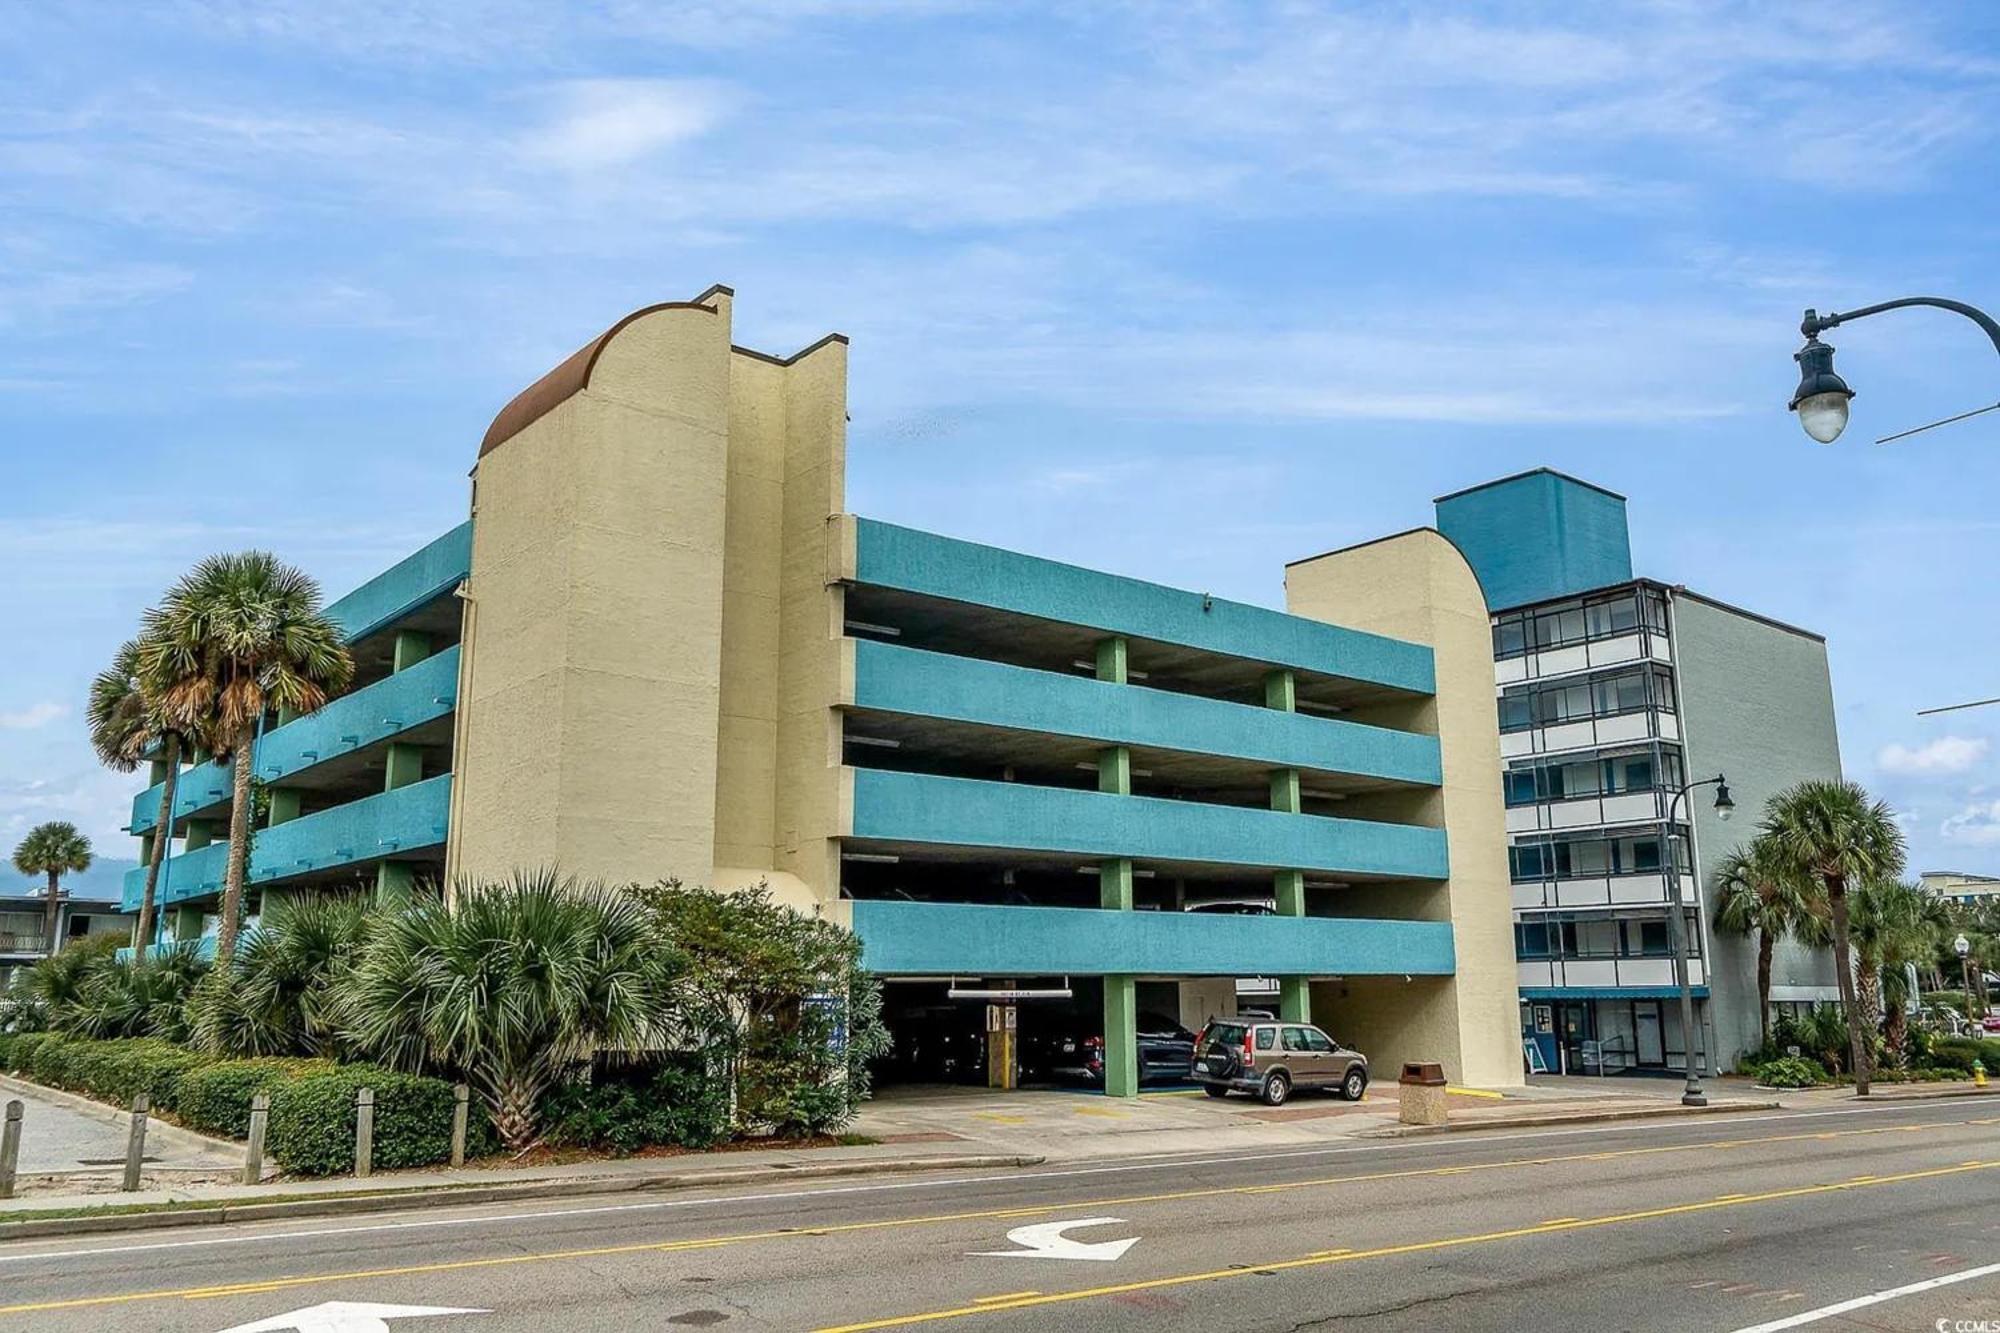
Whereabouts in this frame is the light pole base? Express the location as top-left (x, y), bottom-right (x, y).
top-left (1681, 1085), bottom-right (1706, 1108)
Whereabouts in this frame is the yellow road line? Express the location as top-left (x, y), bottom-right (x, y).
top-left (0, 1117), bottom-right (1979, 1320)
top-left (810, 1160), bottom-right (2000, 1332)
top-left (971, 1292), bottom-right (1038, 1303)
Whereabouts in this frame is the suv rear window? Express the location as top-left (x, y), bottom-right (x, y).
top-left (1203, 1023), bottom-right (1246, 1049)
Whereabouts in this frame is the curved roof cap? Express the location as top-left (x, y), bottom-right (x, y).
top-left (478, 288), bottom-right (731, 459)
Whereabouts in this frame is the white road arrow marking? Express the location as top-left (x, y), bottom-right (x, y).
top-left (970, 1216), bottom-right (1138, 1262)
top-left (215, 1301), bottom-right (488, 1333)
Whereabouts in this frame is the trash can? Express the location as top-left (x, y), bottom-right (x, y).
top-left (1398, 1061), bottom-right (1448, 1126)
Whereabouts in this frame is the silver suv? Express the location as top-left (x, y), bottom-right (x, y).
top-left (1192, 1019), bottom-right (1368, 1106)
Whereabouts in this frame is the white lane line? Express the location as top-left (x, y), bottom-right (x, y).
top-left (1725, 1259), bottom-right (2000, 1333)
top-left (0, 1098), bottom-right (1978, 1266)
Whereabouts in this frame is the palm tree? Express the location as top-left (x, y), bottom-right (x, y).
top-left (339, 871), bottom-right (683, 1151)
top-left (1762, 780), bottom-right (1906, 1095)
top-left (139, 552), bottom-right (352, 963)
top-left (12, 821), bottom-right (93, 956)
top-left (1711, 836), bottom-right (1821, 1047)
top-left (1846, 880), bottom-right (1933, 1068)
top-left (87, 636), bottom-right (201, 957)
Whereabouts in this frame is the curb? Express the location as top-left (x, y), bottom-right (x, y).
top-left (1843, 1085), bottom-right (1999, 1102)
top-left (0, 1153), bottom-right (1044, 1241)
top-left (1361, 1099), bottom-right (1781, 1138)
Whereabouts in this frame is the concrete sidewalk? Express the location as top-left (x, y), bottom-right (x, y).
top-left (0, 1073), bottom-right (240, 1185)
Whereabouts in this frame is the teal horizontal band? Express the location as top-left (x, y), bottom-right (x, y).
top-left (123, 773), bottom-right (451, 911)
top-left (325, 521), bottom-right (472, 642)
top-left (852, 899), bottom-right (1455, 976)
top-left (853, 639), bottom-right (1440, 786)
top-left (130, 646), bottom-right (459, 836)
top-left (1518, 986), bottom-right (1710, 1000)
top-left (848, 768), bottom-right (1448, 879)
top-left (853, 518), bottom-right (1434, 695)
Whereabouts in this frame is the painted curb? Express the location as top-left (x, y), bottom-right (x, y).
top-left (0, 1153), bottom-right (1044, 1241)
top-left (1361, 1099), bottom-right (1782, 1138)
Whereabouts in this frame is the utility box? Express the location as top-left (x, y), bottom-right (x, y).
top-left (1398, 1061), bottom-right (1448, 1127)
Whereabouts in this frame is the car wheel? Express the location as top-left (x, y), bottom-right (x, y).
top-left (1341, 1068), bottom-right (1368, 1101)
top-left (1203, 1084), bottom-right (1230, 1099)
top-left (1261, 1072), bottom-right (1291, 1106)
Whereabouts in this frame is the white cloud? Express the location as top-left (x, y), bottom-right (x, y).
top-left (1941, 799), bottom-right (2000, 847)
top-left (0, 702), bottom-right (65, 730)
top-left (517, 79), bottom-right (732, 171)
top-left (1877, 735), bottom-right (1990, 776)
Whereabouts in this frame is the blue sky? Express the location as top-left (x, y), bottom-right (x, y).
top-left (5, 1), bottom-right (2000, 884)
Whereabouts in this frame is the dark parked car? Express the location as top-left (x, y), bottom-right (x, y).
top-left (1192, 1018), bottom-right (1368, 1106)
top-left (1033, 1010), bottom-right (1198, 1086)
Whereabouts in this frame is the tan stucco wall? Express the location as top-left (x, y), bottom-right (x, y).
top-left (1286, 530), bottom-right (1522, 1087)
top-left (449, 288), bottom-right (848, 906)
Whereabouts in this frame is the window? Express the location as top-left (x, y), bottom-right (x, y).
top-left (1634, 919), bottom-right (1670, 956)
top-left (1586, 595), bottom-right (1641, 638)
top-left (1301, 1028), bottom-right (1336, 1053)
top-left (1494, 618), bottom-right (1528, 659)
top-left (1281, 1026), bottom-right (1312, 1052)
top-left (1255, 1027), bottom-right (1277, 1051)
top-left (1504, 770), bottom-right (1539, 807)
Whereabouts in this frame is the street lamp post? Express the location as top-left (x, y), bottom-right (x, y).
top-left (1788, 297), bottom-right (2000, 444)
top-left (1957, 933), bottom-right (1977, 1030)
top-left (1664, 774), bottom-right (1734, 1107)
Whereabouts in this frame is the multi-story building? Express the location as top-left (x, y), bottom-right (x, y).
top-left (1921, 870), bottom-right (2000, 907)
top-left (0, 886), bottom-right (133, 992)
top-left (122, 285), bottom-right (1521, 1093)
top-left (1431, 469), bottom-right (1843, 1077)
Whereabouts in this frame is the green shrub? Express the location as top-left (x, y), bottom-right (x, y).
top-left (19, 1036), bottom-right (210, 1112)
top-left (0, 1030), bottom-right (57, 1074)
top-left (268, 1065), bottom-right (492, 1176)
top-left (1754, 1055), bottom-right (1828, 1088)
top-left (1929, 1037), bottom-right (2000, 1075)
top-left (544, 1059), bottom-right (729, 1154)
top-left (177, 1058), bottom-right (333, 1139)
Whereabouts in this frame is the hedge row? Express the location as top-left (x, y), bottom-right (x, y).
top-left (1930, 1036), bottom-right (2000, 1074)
top-left (0, 1031), bottom-right (491, 1175)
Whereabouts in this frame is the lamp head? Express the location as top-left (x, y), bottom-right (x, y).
top-left (1791, 335), bottom-right (1854, 444)
top-left (1957, 933), bottom-right (1973, 959)
top-left (1712, 778), bottom-right (1735, 822)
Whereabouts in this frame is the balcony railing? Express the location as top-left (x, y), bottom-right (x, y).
top-left (850, 638), bottom-right (1441, 787)
top-left (851, 900), bottom-right (1456, 976)
top-left (0, 934), bottom-right (49, 955)
top-left (123, 773), bottom-right (452, 910)
top-left (846, 768), bottom-right (1449, 880)
top-left (130, 646), bottom-right (459, 836)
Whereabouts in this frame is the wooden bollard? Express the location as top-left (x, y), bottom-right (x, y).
top-left (450, 1084), bottom-right (469, 1168)
top-left (122, 1092), bottom-right (150, 1191)
top-left (355, 1087), bottom-right (375, 1178)
top-left (243, 1093), bottom-right (270, 1185)
top-left (0, 1100), bottom-right (21, 1199)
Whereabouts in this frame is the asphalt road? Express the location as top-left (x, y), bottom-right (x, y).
top-left (2, 1097), bottom-right (1996, 1333)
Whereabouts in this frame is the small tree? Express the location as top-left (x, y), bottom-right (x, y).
top-left (13, 821), bottom-right (92, 957)
top-left (1711, 836), bottom-right (1821, 1047)
top-left (140, 552), bottom-right (352, 963)
top-left (1848, 880), bottom-right (1936, 1070)
top-left (645, 881), bottom-right (890, 1136)
top-left (1763, 780), bottom-right (1906, 1095)
top-left (190, 893), bottom-right (377, 1058)
top-left (90, 635), bottom-right (207, 956)
top-left (340, 871), bottom-right (683, 1151)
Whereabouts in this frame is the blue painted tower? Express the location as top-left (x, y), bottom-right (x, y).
top-left (1434, 469), bottom-right (1633, 612)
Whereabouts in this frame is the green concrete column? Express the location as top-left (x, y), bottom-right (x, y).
top-left (184, 819), bottom-right (216, 851)
top-left (1102, 973), bottom-right (1139, 1099)
top-left (1098, 744), bottom-right (1133, 908)
top-left (171, 905), bottom-right (202, 943)
top-left (138, 832), bottom-right (156, 866)
top-left (1269, 767), bottom-right (1301, 814)
top-left (277, 705), bottom-right (299, 726)
top-left (392, 630), bottom-right (434, 674)
top-left (1274, 867), bottom-right (1305, 918)
top-left (1095, 636), bottom-right (1128, 685)
top-left (148, 759), bottom-right (169, 786)
top-left (267, 787), bottom-right (302, 827)
top-left (1264, 667), bottom-right (1296, 712)
top-left (1279, 976), bottom-right (1312, 1023)
top-left (375, 860), bottom-right (416, 907)
top-left (383, 742), bottom-right (423, 792)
